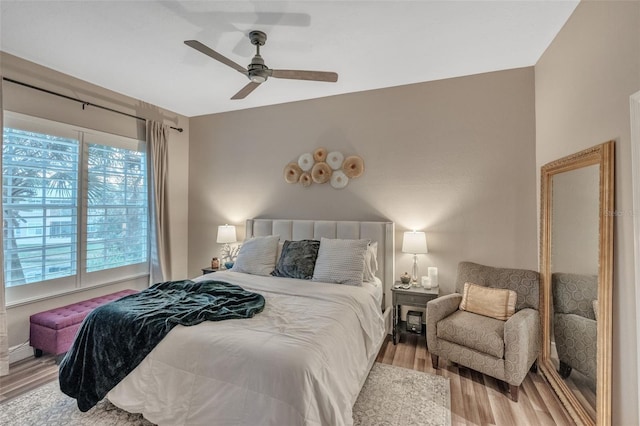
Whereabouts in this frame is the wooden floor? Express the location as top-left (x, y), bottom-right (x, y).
top-left (0, 353), bottom-right (58, 404)
top-left (0, 335), bottom-right (574, 425)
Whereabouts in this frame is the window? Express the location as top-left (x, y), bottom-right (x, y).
top-left (86, 143), bottom-right (148, 273)
top-left (2, 112), bottom-right (149, 303)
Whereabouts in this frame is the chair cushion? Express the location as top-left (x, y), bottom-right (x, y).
top-left (437, 310), bottom-right (506, 359)
top-left (459, 282), bottom-right (517, 320)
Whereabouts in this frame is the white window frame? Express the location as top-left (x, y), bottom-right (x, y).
top-left (3, 111), bottom-right (150, 304)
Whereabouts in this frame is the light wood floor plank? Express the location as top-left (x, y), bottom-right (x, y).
top-left (0, 355), bottom-right (58, 403)
top-left (522, 372), bottom-right (559, 426)
top-left (470, 369), bottom-right (496, 425)
top-left (534, 373), bottom-right (576, 425)
top-left (446, 365), bottom-right (471, 426)
top-left (459, 366), bottom-right (483, 425)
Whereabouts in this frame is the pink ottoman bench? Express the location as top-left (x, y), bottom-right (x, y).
top-left (30, 289), bottom-right (139, 358)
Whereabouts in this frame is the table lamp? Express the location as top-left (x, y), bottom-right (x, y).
top-left (402, 230), bottom-right (428, 285)
top-left (217, 224), bottom-right (237, 268)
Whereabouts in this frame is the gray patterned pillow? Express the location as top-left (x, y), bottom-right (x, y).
top-left (312, 238), bottom-right (369, 286)
top-left (271, 239), bottom-right (320, 279)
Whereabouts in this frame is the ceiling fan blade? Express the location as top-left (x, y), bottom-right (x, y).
top-left (231, 82), bottom-right (261, 100)
top-left (271, 69), bottom-right (338, 82)
top-left (184, 40), bottom-right (246, 74)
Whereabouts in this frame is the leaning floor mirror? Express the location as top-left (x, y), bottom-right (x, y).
top-left (540, 141), bottom-right (614, 426)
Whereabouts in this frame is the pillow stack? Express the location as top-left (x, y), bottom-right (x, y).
top-left (230, 235), bottom-right (379, 286)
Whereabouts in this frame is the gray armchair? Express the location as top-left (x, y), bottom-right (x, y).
top-left (552, 272), bottom-right (597, 383)
top-left (426, 261), bottom-right (540, 402)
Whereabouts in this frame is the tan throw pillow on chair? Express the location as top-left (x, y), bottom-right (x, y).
top-left (459, 282), bottom-right (517, 320)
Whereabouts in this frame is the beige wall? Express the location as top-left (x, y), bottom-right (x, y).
top-left (1, 53), bottom-right (190, 351)
top-left (535, 1), bottom-right (640, 424)
top-left (189, 67), bottom-right (538, 303)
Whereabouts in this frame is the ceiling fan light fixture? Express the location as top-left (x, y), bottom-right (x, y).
top-left (249, 68), bottom-right (269, 83)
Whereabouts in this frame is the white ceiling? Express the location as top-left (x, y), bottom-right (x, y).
top-left (0, 1), bottom-right (578, 118)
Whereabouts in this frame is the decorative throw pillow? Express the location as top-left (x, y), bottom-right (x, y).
top-left (271, 239), bottom-right (321, 280)
top-left (230, 235), bottom-right (280, 276)
top-left (459, 282), bottom-right (517, 321)
top-left (363, 241), bottom-right (379, 283)
top-left (312, 238), bottom-right (369, 286)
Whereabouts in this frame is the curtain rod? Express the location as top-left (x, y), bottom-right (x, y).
top-left (2, 77), bottom-right (183, 132)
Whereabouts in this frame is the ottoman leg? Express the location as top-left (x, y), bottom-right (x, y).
top-left (34, 348), bottom-right (43, 358)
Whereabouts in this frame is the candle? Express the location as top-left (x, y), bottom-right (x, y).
top-left (421, 276), bottom-right (432, 289)
top-left (428, 267), bottom-right (438, 287)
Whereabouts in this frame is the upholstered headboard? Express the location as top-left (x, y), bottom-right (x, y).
top-left (246, 219), bottom-right (395, 311)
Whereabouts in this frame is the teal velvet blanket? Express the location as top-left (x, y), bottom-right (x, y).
top-left (59, 279), bottom-right (265, 412)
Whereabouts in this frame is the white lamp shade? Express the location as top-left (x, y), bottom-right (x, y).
top-left (402, 231), bottom-right (428, 254)
top-left (216, 224), bottom-right (237, 244)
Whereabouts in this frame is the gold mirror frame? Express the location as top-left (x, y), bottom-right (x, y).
top-left (540, 141), bottom-right (614, 426)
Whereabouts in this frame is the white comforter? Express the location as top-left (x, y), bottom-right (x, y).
top-left (107, 271), bottom-right (385, 426)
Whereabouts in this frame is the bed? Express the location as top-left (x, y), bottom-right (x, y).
top-left (103, 219), bottom-right (395, 425)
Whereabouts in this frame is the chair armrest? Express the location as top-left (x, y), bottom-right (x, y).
top-left (426, 293), bottom-right (462, 351)
top-left (503, 308), bottom-right (541, 385)
top-left (427, 293), bottom-right (462, 323)
top-left (554, 313), bottom-right (597, 380)
top-left (554, 313), bottom-right (597, 354)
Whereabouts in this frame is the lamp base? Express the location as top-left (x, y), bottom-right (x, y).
top-left (411, 254), bottom-right (419, 286)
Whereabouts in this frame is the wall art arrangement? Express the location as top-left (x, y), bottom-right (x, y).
top-left (283, 148), bottom-right (364, 189)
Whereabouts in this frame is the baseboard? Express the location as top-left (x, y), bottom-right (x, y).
top-left (9, 342), bottom-right (34, 364)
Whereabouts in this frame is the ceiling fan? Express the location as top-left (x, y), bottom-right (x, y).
top-left (185, 30), bottom-right (338, 100)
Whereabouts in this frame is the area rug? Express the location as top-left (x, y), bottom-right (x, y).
top-left (0, 363), bottom-right (450, 426)
top-left (353, 363), bottom-right (450, 426)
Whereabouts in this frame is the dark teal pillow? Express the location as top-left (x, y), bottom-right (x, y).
top-left (271, 239), bottom-right (320, 280)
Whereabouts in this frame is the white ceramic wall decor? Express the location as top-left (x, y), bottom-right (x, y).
top-left (330, 170), bottom-right (349, 189)
top-left (297, 153), bottom-right (314, 171)
top-left (284, 148), bottom-right (364, 189)
top-left (326, 151), bottom-right (344, 170)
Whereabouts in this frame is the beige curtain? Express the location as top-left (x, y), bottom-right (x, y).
top-left (1, 76), bottom-right (9, 376)
top-left (147, 121), bottom-right (171, 284)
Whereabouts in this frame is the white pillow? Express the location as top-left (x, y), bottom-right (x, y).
top-left (312, 238), bottom-right (369, 286)
top-left (363, 241), bottom-right (379, 283)
top-left (231, 235), bottom-right (280, 276)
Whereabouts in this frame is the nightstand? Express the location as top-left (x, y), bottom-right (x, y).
top-left (201, 267), bottom-right (218, 274)
top-left (391, 283), bottom-right (439, 344)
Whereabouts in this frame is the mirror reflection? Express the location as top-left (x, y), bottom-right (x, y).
top-left (541, 141), bottom-right (614, 426)
top-left (550, 164), bottom-right (599, 420)
top-left (550, 164), bottom-right (600, 419)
